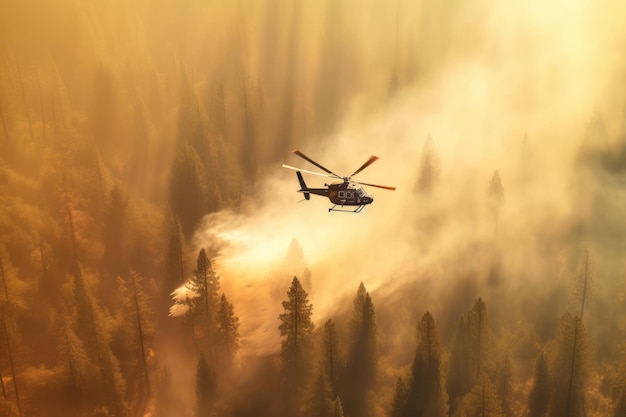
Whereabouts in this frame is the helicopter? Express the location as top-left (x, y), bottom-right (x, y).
top-left (282, 150), bottom-right (396, 212)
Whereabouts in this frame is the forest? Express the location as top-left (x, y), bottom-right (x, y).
top-left (1, 0), bottom-right (626, 416)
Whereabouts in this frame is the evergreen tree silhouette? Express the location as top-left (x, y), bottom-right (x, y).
top-left (279, 276), bottom-right (314, 415)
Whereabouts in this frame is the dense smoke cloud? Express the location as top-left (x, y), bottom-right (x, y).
top-left (186, 0), bottom-right (626, 360)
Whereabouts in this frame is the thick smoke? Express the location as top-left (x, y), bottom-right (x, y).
top-left (190, 0), bottom-right (626, 356)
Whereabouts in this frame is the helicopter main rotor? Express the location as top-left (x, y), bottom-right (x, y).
top-left (282, 150), bottom-right (396, 191)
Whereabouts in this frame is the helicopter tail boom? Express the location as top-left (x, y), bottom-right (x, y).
top-left (296, 171), bottom-right (310, 200)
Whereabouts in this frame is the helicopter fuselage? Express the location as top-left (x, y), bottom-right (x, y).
top-left (326, 182), bottom-right (373, 207)
top-left (284, 150), bottom-right (393, 213)
top-left (299, 181), bottom-right (373, 209)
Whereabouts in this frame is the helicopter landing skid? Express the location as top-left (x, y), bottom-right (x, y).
top-left (328, 205), bottom-right (366, 213)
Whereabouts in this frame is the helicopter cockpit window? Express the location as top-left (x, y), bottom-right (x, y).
top-left (356, 188), bottom-right (366, 197)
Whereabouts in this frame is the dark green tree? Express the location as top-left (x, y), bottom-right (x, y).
top-left (391, 377), bottom-right (409, 417)
top-left (549, 313), bottom-right (590, 417)
top-left (57, 310), bottom-right (92, 395)
top-left (181, 249), bottom-right (221, 358)
top-left (343, 283), bottom-right (377, 417)
top-left (456, 377), bottom-right (504, 417)
top-left (309, 319), bottom-right (342, 417)
top-left (279, 276), bottom-right (314, 413)
top-left (494, 353), bottom-right (513, 417)
top-left (448, 298), bottom-right (492, 414)
top-left (309, 369), bottom-right (334, 417)
top-left (322, 319), bottom-right (341, 397)
top-left (448, 314), bottom-right (471, 409)
top-left (216, 293), bottom-right (240, 366)
top-left (405, 311), bottom-right (448, 417)
top-left (467, 297), bottom-right (492, 381)
top-left (527, 351), bottom-right (550, 417)
top-left (169, 143), bottom-right (209, 238)
top-left (117, 271), bottom-right (154, 398)
top-left (71, 268), bottom-right (127, 417)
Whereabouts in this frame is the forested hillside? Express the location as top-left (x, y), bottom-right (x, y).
top-left (1, 0), bottom-right (626, 417)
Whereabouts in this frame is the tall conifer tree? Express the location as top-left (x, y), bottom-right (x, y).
top-left (216, 293), bottom-right (240, 366)
top-left (279, 276), bottom-right (314, 414)
top-left (343, 283), bottom-right (377, 417)
top-left (527, 351), bottom-right (550, 417)
top-left (182, 249), bottom-right (221, 358)
top-left (322, 319), bottom-right (341, 397)
top-left (406, 311), bottom-right (448, 417)
top-left (549, 313), bottom-right (589, 417)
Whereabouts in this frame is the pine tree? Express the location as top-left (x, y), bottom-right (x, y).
top-left (322, 319), bottom-right (341, 397)
top-left (391, 377), bottom-right (409, 417)
top-left (343, 284), bottom-right (377, 417)
top-left (169, 143), bottom-right (209, 238)
top-left (117, 272), bottom-right (154, 397)
top-left (527, 351), bottom-right (550, 417)
top-left (448, 314), bottom-right (471, 410)
top-left (102, 185), bottom-right (128, 282)
top-left (309, 370), bottom-right (334, 417)
top-left (71, 268), bottom-right (127, 417)
top-left (216, 293), bottom-right (240, 366)
top-left (460, 377), bottom-right (505, 417)
top-left (57, 313), bottom-right (91, 393)
top-left (196, 355), bottom-right (216, 417)
top-left (278, 276), bottom-right (314, 413)
top-left (495, 353), bottom-right (513, 417)
top-left (309, 319), bottom-right (342, 417)
top-left (467, 297), bottom-right (492, 381)
top-left (405, 311), bottom-right (448, 417)
top-left (181, 249), bottom-right (221, 358)
top-left (349, 282), bottom-right (368, 342)
top-left (549, 313), bottom-right (590, 417)
top-left (449, 298), bottom-right (493, 414)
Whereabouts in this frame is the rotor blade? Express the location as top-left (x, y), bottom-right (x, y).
top-left (292, 150), bottom-right (342, 179)
top-left (350, 155), bottom-right (379, 177)
top-left (352, 180), bottom-right (396, 191)
top-left (281, 164), bottom-right (333, 178)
